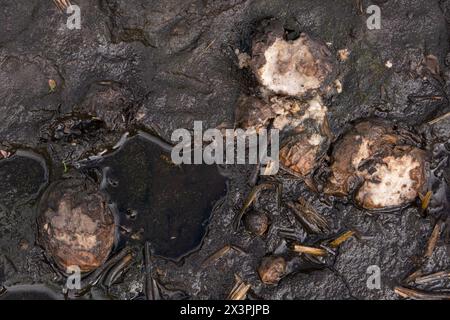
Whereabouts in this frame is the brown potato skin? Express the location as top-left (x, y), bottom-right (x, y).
top-left (280, 133), bottom-right (327, 177)
top-left (258, 256), bottom-right (286, 285)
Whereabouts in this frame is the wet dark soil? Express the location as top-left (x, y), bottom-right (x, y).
top-left (0, 0), bottom-right (450, 300)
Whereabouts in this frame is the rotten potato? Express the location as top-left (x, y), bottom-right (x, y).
top-left (257, 256), bottom-right (286, 285)
top-left (277, 96), bottom-right (332, 177)
top-left (324, 120), bottom-right (428, 210)
top-left (235, 94), bottom-right (329, 132)
top-left (234, 95), bottom-right (278, 133)
top-left (250, 19), bottom-right (334, 97)
top-left (38, 178), bottom-right (116, 273)
top-left (235, 95), bottom-right (331, 177)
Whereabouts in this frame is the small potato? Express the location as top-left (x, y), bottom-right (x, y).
top-left (38, 179), bottom-right (115, 273)
top-left (258, 256), bottom-right (286, 285)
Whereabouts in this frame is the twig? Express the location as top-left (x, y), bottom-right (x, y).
top-left (53, 0), bottom-right (72, 11)
top-left (415, 271), bottom-right (450, 285)
top-left (424, 221), bottom-right (442, 259)
top-left (428, 112), bottom-right (450, 125)
top-left (329, 231), bottom-right (355, 248)
top-left (292, 244), bottom-right (327, 257)
top-left (227, 274), bottom-right (251, 300)
top-left (144, 241), bottom-right (161, 300)
top-left (201, 244), bottom-right (246, 268)
top-left (395, 286), bottom-right (450, 300)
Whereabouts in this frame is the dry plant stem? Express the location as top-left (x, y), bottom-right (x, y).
top-left (53, 0), bottom-right (72, 11)
top-left (395, 286), bottom-right (450, 300)
top-left (415, 271), bottom-right (450, 285)
top-left (404, 269), bottom-right (423, 284)
top-left (144, 241), bottom-right (160, 300)
top-left (286, 200), bottom-right (330, 234)
top-left (227, 275), bottom-right (251, 300)
top-left (420, 191), bottom-right (432, 210)
top-left (201, 244), bottom-right (246, 268)
top-left (293, 244), bottom-right (327, 257)
top-left (403, 221), bottom-right (442, 284)
top-left (329, 231), bottom-right (355, 248)
top-left (103, 253), bottom-right (134, 288)
top-left (425, 221), bottom-right (442, 258)
top-left (428, 111), bottom-right (450, 125)
top-left (233, 183), bottom-right (278, 231)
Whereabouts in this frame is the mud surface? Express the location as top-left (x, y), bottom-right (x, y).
top-left (1, 0), bottom-right (450, 300)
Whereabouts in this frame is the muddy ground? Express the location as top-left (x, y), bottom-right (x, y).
top-left (0, 0), bottom-right (450, 300)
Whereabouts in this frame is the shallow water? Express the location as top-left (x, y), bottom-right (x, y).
top-left (90, 133), bottom-right (228, 260)
top-left (0, 285), bottom-right (62, 300)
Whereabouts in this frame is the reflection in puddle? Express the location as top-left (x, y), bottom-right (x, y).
top-left (86, 133), bottom-right (228, 260)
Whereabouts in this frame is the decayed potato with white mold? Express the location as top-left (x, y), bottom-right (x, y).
top-left (235, 94), bottom-right (328, 130)
top-left (278, 97), bottom-right (332, 177)
top-left (234, 95), bottom-right (277, 133)
top-left (355, 146), bottom-right (427, 209)
top-left (38, 179), bottom-right (115, 273)
top-left (250, 20), bottom-right (334, 97)
top-left (235, 95), bottom-right (331, 178)
top-left (279, 131), bottom-right (329, 177)
top-left (324, 120), bottom-right (428, 210)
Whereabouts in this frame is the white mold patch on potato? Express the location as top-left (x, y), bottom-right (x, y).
top-left (235, 94), bottom-right (328, 132)
top-left (325, 120), bottom-right (428, 210)
top-left (356, 152), bottom-right (425, 209)
top-left (252, 32), bottom-right (334, 97)
top-left (277, 96), bottom-right (331, 177)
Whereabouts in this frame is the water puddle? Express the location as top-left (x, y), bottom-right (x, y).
top-left (0, 285), bottom-right (62, 300)
top-left (82, 132), bottom-right (228, 260)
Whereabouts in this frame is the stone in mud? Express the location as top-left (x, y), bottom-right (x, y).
top-left (38, 179), bottom-right (115, 273)
top-left (244, 210), bottom-right (270, 236)
top-left (234, 95), bottom-right (277, 133)
top-left (250, 20), bottom-right (334, 97)
top-left (325, 120), bottom-right (428, 210)
top-left (279, 129), bottom-right (330, 177)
